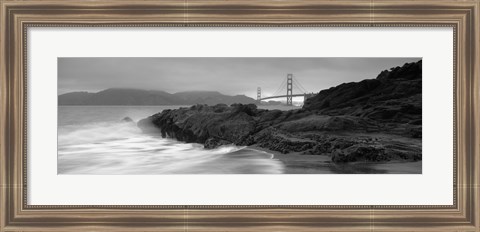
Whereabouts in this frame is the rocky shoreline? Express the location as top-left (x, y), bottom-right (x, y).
top-left (138, 60), bottom-right (422, 163)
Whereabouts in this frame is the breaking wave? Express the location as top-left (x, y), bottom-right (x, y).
top-left (58, 121), bottom-right (284, 174)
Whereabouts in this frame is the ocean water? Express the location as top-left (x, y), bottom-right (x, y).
top-left (58, 106), bottom-right (285, 174)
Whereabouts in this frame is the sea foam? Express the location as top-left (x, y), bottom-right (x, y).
top-left (58, 121), bottom-right (284, 174)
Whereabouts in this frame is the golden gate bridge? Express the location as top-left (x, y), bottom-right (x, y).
top-left (257, 74), bottom-right (316, 106)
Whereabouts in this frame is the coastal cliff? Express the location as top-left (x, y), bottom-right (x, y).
top-left (138, 60), bottom-right (422, 163)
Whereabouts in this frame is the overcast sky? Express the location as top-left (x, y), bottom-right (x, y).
top-left (58, 57), bottom-right (421, 98)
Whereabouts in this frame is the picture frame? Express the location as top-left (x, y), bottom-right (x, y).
top-left (1, 0), bottom-right (478, 231)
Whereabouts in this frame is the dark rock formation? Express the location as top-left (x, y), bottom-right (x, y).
top-left (138, 103), bottom-right (261, 145)
top-left (138, 60), bottom-right (422, 163)
top-left (204, 138), bottom-right (232, 149)
top-left (121, 117), bottom-right (134, 123)
top-left (304, 60), bottom-right (422, 124)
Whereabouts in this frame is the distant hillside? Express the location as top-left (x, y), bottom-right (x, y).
top-left (173, 91), bottom-right (256, 105)
top-left (58, 88), bottom-right (256, 106)
top-left (57, 92), bottom-right (95, 105)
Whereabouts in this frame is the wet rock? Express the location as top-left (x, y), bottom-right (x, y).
top-left (332, 145), bottom-right (388, 163)
top-left (204, 137), bottom-right (232, 149)
top-left (121, 117), bottom-right (134, 123)
top-left (231, 103), bottom-right (258, 116)
top-left (212, 103), bottom-right (229, 113)
top-left (139, 104), bottom-right (257, 146)
top-left (252, 127), bottom-right (316, 154)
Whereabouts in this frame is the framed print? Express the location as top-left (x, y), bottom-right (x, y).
top-left (1, 0), bottom-right (479, 231)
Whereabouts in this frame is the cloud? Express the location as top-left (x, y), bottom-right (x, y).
top-left (58, 57), bottom-right (421, 98)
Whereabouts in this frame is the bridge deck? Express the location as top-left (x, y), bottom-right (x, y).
top-left (259, 94), bottom-right (308, 101)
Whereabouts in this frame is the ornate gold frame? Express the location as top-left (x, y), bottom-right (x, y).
top-left (1, 0), bottom-right (479, 231)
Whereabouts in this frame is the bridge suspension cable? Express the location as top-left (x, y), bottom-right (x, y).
top-left (292, 77), bottom-right (308, 93)
top-left (293, 84), bottom-right (305, 95)
top-left (272, 77), bottom-right (287, 97)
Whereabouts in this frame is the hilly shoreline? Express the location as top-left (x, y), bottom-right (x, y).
top-left (58, 89), bottom-right (258, 106)
top-left (138, 60), bottom-right (422, 164)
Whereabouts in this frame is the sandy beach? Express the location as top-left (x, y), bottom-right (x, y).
top-left (249, 145), bottom-right (422, 174)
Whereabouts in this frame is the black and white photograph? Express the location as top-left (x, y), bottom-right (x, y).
top-left (58, 57), bottom-right (422, 174)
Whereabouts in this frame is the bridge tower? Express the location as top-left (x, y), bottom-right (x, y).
top-left (286, 74), bottom-right (293, 106)
top-left (257, 87), bottom-right (261, 101)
